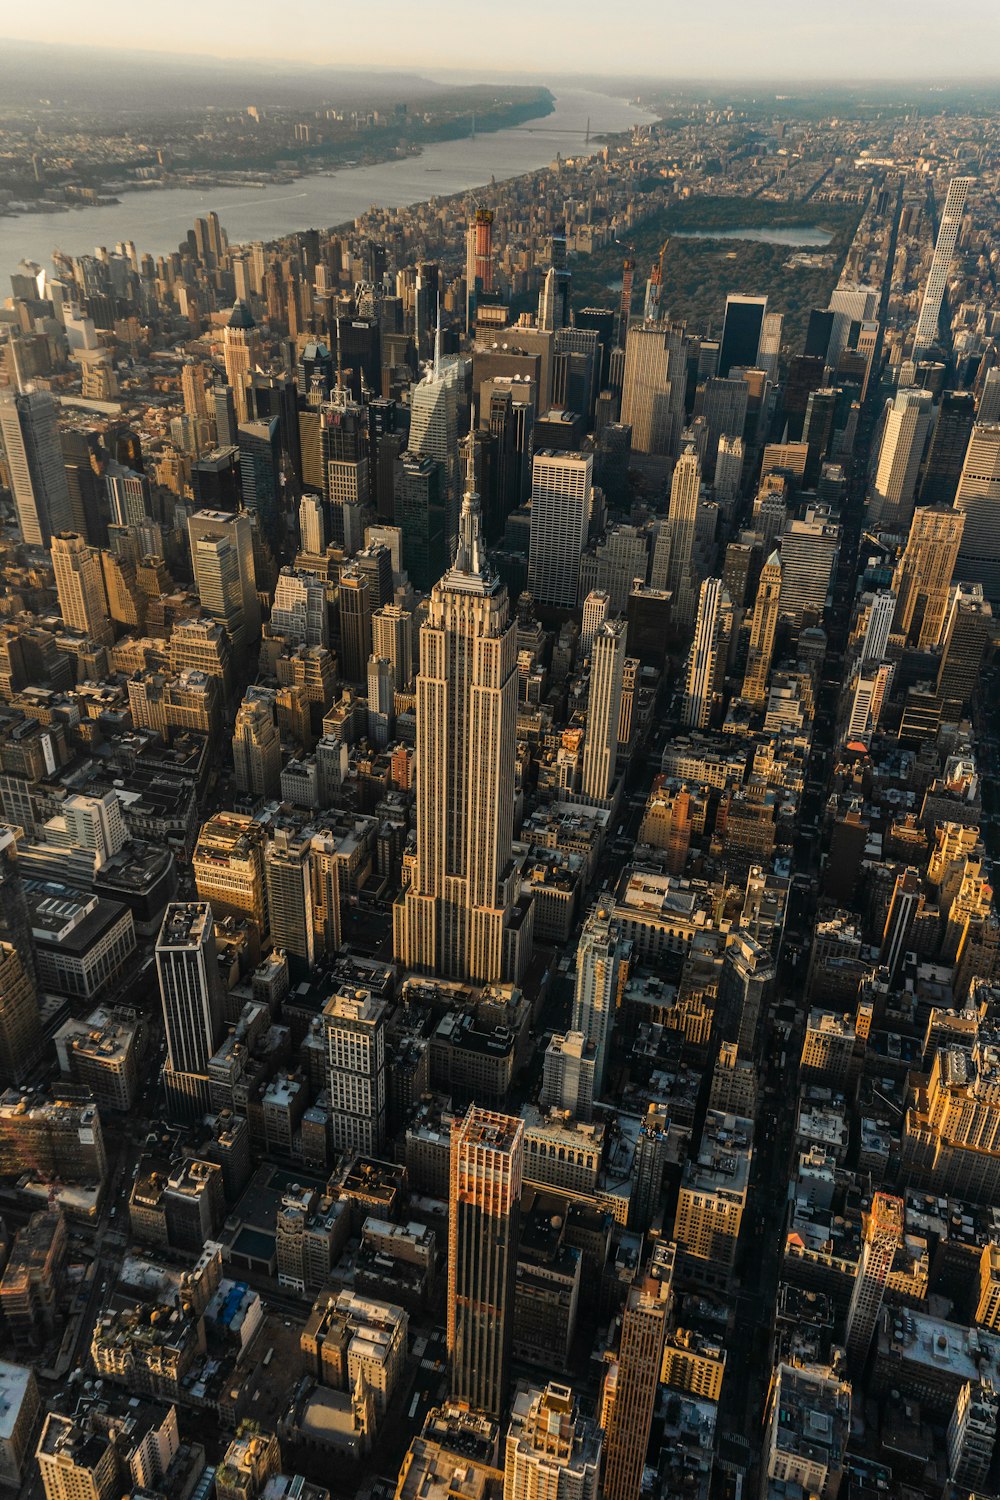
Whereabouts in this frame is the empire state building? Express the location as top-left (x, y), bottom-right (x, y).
top-left (393, 445), bottom-right (532, 982)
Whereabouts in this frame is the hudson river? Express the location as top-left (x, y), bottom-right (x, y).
top-left (0, 90), bottom-right (655, 279)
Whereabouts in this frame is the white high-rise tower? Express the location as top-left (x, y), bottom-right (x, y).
top-left (912, 177), bottom-right (974, 356)
top-left (394, 444), bottom-right (529, 983)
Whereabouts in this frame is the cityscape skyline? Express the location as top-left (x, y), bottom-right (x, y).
top-left (1, 46), bottom-right (1000, 1500)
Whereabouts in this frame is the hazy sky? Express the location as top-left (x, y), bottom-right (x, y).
top-left (6, 2), bottom-right (1000, 80)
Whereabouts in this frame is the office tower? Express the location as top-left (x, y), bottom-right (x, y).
top-left (977, 1243), bottom-right (1000, 1331)
top-left (265, 827), bottom-right (315, 972)
top-left (466, 207), bottom-right (494, 329)
top-left (448, 1106), bottom-right (523, 1418)
top-left (714, 432), bottom-right (744, 515)
top-left (979, 367), bottom-right (1000, 424)
top-left (320, 397), bottom-right (369, 552)
top-left (701, 376), bottom-right (749, 477)
top-left (920, 390), bottom-right (975, 505)
top-left (682, 577), bottom-right (733, 729)
top-left (193, 812), bottom-right (268, 934)
top-left (338, 564), bottom-right (372, 683)
top-left (572, 905), bottom-right (630, 1100)
top-left (936, 582), bottom-right (992, 716)
top-left (718, 294), bottom-right (766, 376)
top-left (581, 619), bottom-right (626, 805)
top-left (372, 603), bottom-right (414, 692)
top-left (912, 176), bottom-right (974, 355)
top-left (601, 1263), bottom-right (671, 1500)
top-left (664, 446), bottom-right (701, 626)
top-left (540, 1031), bottom-right (596, 1121)
top-left (580, 589), bottom-right (610, 660)
top-left (947, 1381), bottom-right (998, 1492)
top-left (868, 388), bottom-right (933, 529)
top-left (62, 790), bottom-right (127, 868)
top-left (741, 551), bottom-right (781, 705)
top-left (394, 451), bottom-right (447, 593)
top-left (181, 360), bottom-right (209, 419)
top-left (394, 452), bottom-right (525, 984)
top-left (779, 506), bottom-right (841, 625)
top-left (0, 830), bottom-right (36, 989)
top-left (0, 943), bottom-right (43, 1087)
top-left (233, 691), bottom-right (281, 800)
top-left (620, 324), bottom-right (685, 456)
top-left (51, 532), bottom-right (112, 646)
top-left (409, 330), bottom-right (462, 549)
top-left (757, 310), bottom-right (783, 381)
top-left (673, 1111), bottom-right (752, 1290)
top-left (36, 1412), bottom-right (123, 1500)
top-left (845, 1192), bottom-right (903, 1366)
top-left (238, 417), bottom-right (281, 547)
top-left (892, 505), bottom-right (965, 647)
top-left (504, 1382), bottom-right (601, 1500)
top-left (760, 1364), bottom-right (851, 1500)
top-left (860, 588), bottom-right (896, 663)
top-left (954, 423), bottom-right (1000, 602)
top-left (271, 568), bottom-right (328, 648)
top-left (299, 493), bottom-right (325, 554)
top-left (188, 510), bottom-right (259, 655)
top-left (223, 299), bottom-right (259, 424)
top-left (844, 661), bottom-right (893, 746)
top-left (0, 387), bottom-right (74, 546)
top-left (355, 541), bottom-right (394, 612)
top-left (105, 461), bottom-right (151, 528)
top-left (827, 283), bottom-right (879, 366)
top-left (156, 903), bottom-right (223, 1107)
top-left (213, 384), bottom-right (238, 447)
top-left (528, 451), bottom-right (593, 609)
top-left (538, 266), bottom-right (571, 334)
top-left (322, 986), bottom-right (387, 1154)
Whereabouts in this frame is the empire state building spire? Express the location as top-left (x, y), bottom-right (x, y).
top-left (453, 419), bottom-right (488, 581)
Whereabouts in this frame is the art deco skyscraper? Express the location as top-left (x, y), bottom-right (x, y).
top-left (223, 299), bottom-right (260, 424)
top-left (448, 1106), bottom-right (523, 1418)
top-left (0, 387), bottom-right (75, 546)
top-left (664, 445), bottom-right (701, 626)
top-left (51, 532), bottom-right (113, 646)
top-left (394, 449), bottom-right (527, 983)
top-left (601, 1250), bottom-right (672, 1500)
top-left (741, 551), bottom-right (781, 706)
top-left (912, 176), bottom-right (974, 356)
top-left (844, 1191), bottom-right (904, 1367)
top-left (580, 619), bottom-right (627, 805)
top-left (891, 505), bottom-right (965, 649)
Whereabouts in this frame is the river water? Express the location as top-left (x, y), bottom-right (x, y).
top-left (0, 90), bottom-right (654, 280)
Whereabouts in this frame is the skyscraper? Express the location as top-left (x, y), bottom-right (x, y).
top-left (580, 619), bottom-right (626, 805)
top-left (859, 588), bottom-right (897, 664)
top-left (954, 422), bottom-right (1000, 603)
top-left (192, 812), bottom-right (269, 935)
top-left (718, 293), bottom-right (767, 376)
top-left (579, 589), bottom-right (611, 660)
top-left (741, 551), bottom-right (781, 706)
top-left (572, 905), bottom-right (630, 1100)
top-left (238, 416), bottom-right (281, 548)
top-left (337, 565), bottom-right (373, 684)
top-left (504, 1382), bottom-right (601, 1500)
top-left (223, 299), bottom-right (260, 424)
top-left (156, 902), bottom-right (224, 1112)
top-left (394, 451), bottom-right (447, 593)
top-left (664, 445), bottom-right (702, 626)
top-left (682, 577), bottom-right (733, 729)
top-left (844, 1191), bottom-right (903, 1367)
top-left (867, 388), bottom-right (933, 529)
top-left (394, 450), bottom-right (527, 983)
top-left (620, 324), bottom-right (687, 456)
top-left (233, 690), bottom-right (281, 801)
top-left (919, 389), bottom-right (975, 505)
top-left (322, 985), bottom-right (387, 1155)
top-left (466, 206), bottom-right (494, 330)
top-left (51, 532), bottom-right (113, 646)
top-left (0, 942), bottom-right (43, 1088)
top-left (265, 827), bottom-right (315, 973)
top-left (912, 176), bottom-right (974, 355)
top-left (372, 603), bottom-right (414, 692)
top-left (188, 510), bottom-right (260, 657)
top-left (528, 451), bottom-right (594, 609)
top-left (408, 324), bottom-right (462, 550)
top-left (601, 1251), bottom-right (672, 1500)
top-left (448, 1106), bottom-right (523, 1418)
top-left (892, 505), bottom-right (965, 648)
top-left (0, 387), bottom-right (75, 546)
